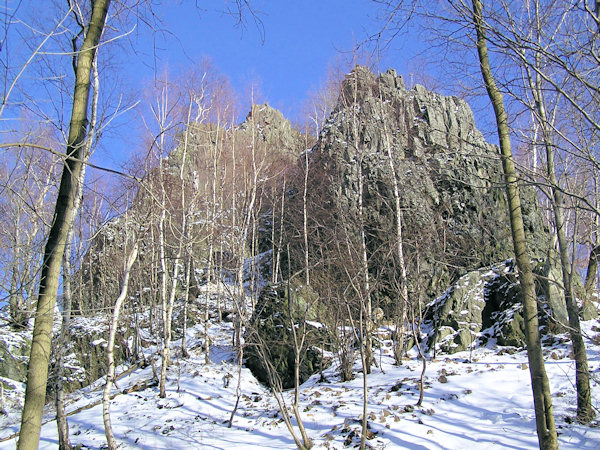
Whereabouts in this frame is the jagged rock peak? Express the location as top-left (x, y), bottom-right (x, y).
top-left (338, 65), bottom-right (405, 103)
top-left (238, 102), bottom-right (304, 156)
top-left (306, 64), bottom-right (549, 301)
top-left (333, 65), bottom-right (487, 154)
top-left (241, 102), bottom-right (288, 127)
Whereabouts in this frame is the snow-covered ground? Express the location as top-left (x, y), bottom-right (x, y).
top-left (2, 313), bottom-right (600, 449)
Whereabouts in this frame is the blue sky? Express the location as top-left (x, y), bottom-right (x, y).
top-left (3, 1), bottom-right (423, 170)
top-left (91, 0), bottom-right (423, 168)
top-left (123, 0), bottom-right (419, 121)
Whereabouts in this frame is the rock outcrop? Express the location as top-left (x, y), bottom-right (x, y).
top-left (0, 312), bottom-right (134, 397)
top-left (299, 66), bottom-right (549, 309)
top-left (76, 103), bottom-right (305, 315)
top-left (0, 331), bottom-right (29, 382)
top-left (48, 314), bottom-right (136, 394)
top-left (425, 259), bottom-right (597, 353)
top-left (425, 260), bottom-right (527, 352)
top-left (238, 103), bottom-right (308, 159)
top-left (245, 282), bottom-right (324, 389)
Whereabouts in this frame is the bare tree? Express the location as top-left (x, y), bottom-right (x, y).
top-left (471, 0), bottom-right (558, 446)
top-left (54, 25), bottom-right (104, 445)
top-left (0, 132), bottom-right (60, 328)
top-left (102, 234), bottom-right (139, 450)
top-left (0, 4), bottom-right (73, 121)
top-left (18, 2), bottom-right (111, 447)
top-left (474, 0), bottom-right (597, 422)
top-left (245, 324), bottom-right (310, 449)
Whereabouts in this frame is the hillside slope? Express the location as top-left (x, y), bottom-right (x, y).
top-left (1, 292), bottom-right (599, 449)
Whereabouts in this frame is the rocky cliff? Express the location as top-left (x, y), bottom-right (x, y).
top-left (297, 66), bottom-right (549, 308)
top-left (76, 102), bottom-right (305, 315)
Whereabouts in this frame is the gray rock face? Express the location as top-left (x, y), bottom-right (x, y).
top-left (425, 258), bottom-right (597, 353)
top-left (48, 315), bottom-right (134, 394)
top-left (245, 282), bottom-right (325, 389)
top-left (0, 333), bottom-right (29, 382)
top-left (0, 313), bottom-right (132, 395)
top-left (303, 66), bottom-right (549, 306)
top-left (238, 103), bottom-right (307, 158)
top-left (425, 260), bottom-right (523, 353)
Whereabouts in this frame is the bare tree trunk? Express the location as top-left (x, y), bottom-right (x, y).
top-left (472, 1), bottom-right (558, 447)
top-left (18, 2), bottom-right (111, 448)
top-left (160, 95), bottom-right (193, 396)
top-left (55, 200), bottom-right (76, 450)
top-left (412, 295), bottom-right (426, 407)
top-left (230, 123), bottom-right (241, 351)
top-left (271, 183), bottom-right (278, 284)
top-left (6, 148), bottom-right (57, 327)
top-left (8, 219), bottom-right (25, 326)
top-left (227, 343), bottom-right (244, 428)
top-left (181, 254), bottom-right (191, 359)
top-left (286, 255), bottom-right (312, 449)
top-left (357, 167), bottom-right (374, 375)
top-left (380, 93), bottom-right (409, 363)
top-left (344, 304), bottom-right (368, 450)
top-left (206, 206), bottom-right (214, 364)
top-left (349, 77), bottom-right (374, 374)
top-left (158, 198), bottom-right (169, 397)
top-left (56, 40), bottom-right (101, 450)
top-left (54, 332), bottom-right (70, 449)
top-left (205, 122), bottom-right (222, 362)
top-left (303, 137), bottom-right (310, 286)
top-left (530, 67), bottom-right (594, 423)
top-left (244, 326), bottom-right (308, 449)
top-left (584, 245), bottom-right (600, 301)
top-left (160, 206), bottom-right (184, 393)
top-left (274, 176), bottom-right (287, 283)
top-left (103, 241), bottom-right (139, 450)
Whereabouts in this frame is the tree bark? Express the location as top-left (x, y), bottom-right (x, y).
top-left (471, 1), bottom-right (558, 448)
top-left (18, 1), bottom-right (111, 448)
top-left (531, 65), bottom-right (594, 423)
top-left (103, 241), bottom-right (139, 450)
top-left (380, 90), bottom-right (409, 363)
top-left (286, 259), bottom-right (311, 449)
top-left (584, 245), bottom-right (600, 300)
top-left (181, 255), bottom-right (191, 359)
top-left (56, 36), bottom-right (100, 450)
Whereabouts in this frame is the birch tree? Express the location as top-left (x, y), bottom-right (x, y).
top-left (0, 135), bottom-right (60, 329)
top-left (102, 235), bottom-right (139, 450)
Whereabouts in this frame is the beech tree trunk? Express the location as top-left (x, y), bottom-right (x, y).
top-left (18, 1), bottom-right (111, 448)
top-left (471, 1), bottom-right (558, 448)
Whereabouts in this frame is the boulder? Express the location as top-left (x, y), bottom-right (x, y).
top-left (425, 258), bottom-right (594, 353)
top-left (427, 264), bottom-right (503, 353)
top-left (48, 314), bottom-right (135, 395)
top-left (245, 282), bottom-right (325, 389)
